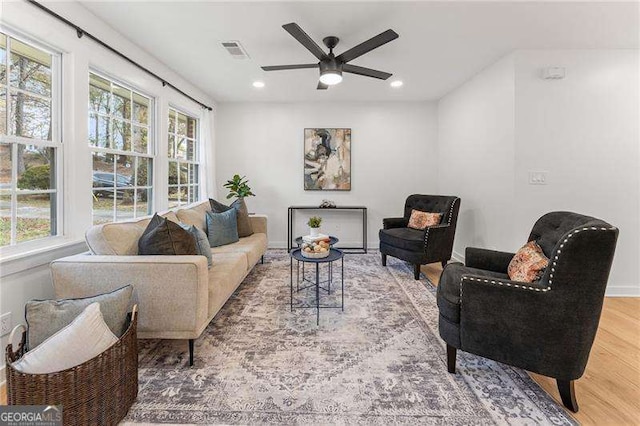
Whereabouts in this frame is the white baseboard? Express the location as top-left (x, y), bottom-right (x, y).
top-left (451, 250), bottom-right (465, 263)
top-left (605, 285), bottom-right (640, 297)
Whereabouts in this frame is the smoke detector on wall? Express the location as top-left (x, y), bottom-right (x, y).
top-left (221, 41), bottom-right (250, 59)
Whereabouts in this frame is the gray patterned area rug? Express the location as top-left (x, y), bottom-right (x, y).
top-left (124, 250), bottom-right (576, 425)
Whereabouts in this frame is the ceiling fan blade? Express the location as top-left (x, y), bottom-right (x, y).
top-left (317, 81), bottom-right (329, 90)
top-left (282, 23), bottom-right (327, 61)
top-left (336, 29), bottom-right (399, 63)
top-left (261, 64), bottom-right (318, 71)
top-left (343, 64), bottom-right (392, 80)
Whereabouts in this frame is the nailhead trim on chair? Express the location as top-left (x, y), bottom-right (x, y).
top-left (423, 198), bottom-right (459, 248)
top-left (459, 226), bottom-right (616, 305)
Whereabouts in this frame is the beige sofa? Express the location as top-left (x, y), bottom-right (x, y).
top-left (50, 201), bottom-right (267, 365)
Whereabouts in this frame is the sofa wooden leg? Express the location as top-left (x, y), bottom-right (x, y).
top-left (447, 344), bottom-right (457, 374)
top-left (261, 255), bottom-right (264, 264)
top-left (381, 253), bottom-right (387, 266)
top-left (188, 339), bottom-right (194, 366)
top-left (414, 264), bottom-right (421, 280)
top-left (557, 379), bottom-right (579, 412)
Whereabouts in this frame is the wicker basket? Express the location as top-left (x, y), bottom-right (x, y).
top-left (5, 305), bottom-right (139, 426)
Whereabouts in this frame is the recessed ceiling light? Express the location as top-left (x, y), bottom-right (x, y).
top-left (390, 80), bottom-right (403, 88)
top-left (252, 81), bottom-right (265, 88)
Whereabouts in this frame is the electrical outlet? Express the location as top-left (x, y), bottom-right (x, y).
top-left (1, 312), bottom-right (11, 336)
top-left (528, 171), bottom-right (548, 185)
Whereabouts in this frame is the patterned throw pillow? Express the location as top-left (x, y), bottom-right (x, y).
top-left (407, 210), bottom-right (443, 230)
top-left (508, 241), bottom-right (550, 283)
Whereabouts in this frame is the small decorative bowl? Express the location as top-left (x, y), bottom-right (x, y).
top-left (300, 249), bottom-right (330, 259)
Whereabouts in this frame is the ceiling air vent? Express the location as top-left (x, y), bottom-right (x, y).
top-left (221, 41), bottom-right (249, 59)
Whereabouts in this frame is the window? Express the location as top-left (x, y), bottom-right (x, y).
top-left (89, 72), bottom-right (153, 224)
top-left (0, 32), bottom-right (60, 248)
top-left (167, 108), bottom-right (199, 208)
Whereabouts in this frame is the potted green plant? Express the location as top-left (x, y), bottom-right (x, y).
top-left (307, 216), bottom-right (322, 237)
top-left (223, 174), bottom-right (255, 200)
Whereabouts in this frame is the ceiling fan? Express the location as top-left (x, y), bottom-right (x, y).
top-left (261, 23), bottom-right (399, 90)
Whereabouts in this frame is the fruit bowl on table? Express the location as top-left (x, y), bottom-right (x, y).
top-left (300, 239), bottom-right (332, 258)
top-left (300, 249), bottom-right (330, 259)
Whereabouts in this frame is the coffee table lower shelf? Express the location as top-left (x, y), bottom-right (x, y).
top-left (289, 248), bottom-right (345, 325)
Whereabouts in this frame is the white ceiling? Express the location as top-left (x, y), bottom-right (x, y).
top-left (78, 1), bottom-right (639, 103)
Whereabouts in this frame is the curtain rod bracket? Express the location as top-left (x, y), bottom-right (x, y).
top-left (162, 81), bottom-right (167, 87)
top-left (76, 29), bottom-right (84, 39)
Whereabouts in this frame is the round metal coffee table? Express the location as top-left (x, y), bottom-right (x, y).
top-left (289, 248), bottom-right (344, 325)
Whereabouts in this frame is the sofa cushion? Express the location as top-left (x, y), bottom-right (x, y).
top-left (206, 209), bottom-right (239, 247)
top-left (26, 285), bottom-right (132, 349)
top-left (176, 201), bottom-right (211, 233)
top-left (207, 252), bottom-right (248, 317)
top-left (180, 224), bottom-right (213, 268)
top-left (437, 263), bottom-right (510, 324)
top-left (210, 198), bottom-right (254, 238)
top-left (138, 214), bottom-right (197, 255)
top-left (86, 211), bottom-right (178, 255)
top-left (13, 303), bottom-right (118, 374)
top-left (379, 227), bottom-right (425, 252)
top-left (231, 198), bottom-right (254, 238)
top-left (211, 233), bottom-right (267, 267)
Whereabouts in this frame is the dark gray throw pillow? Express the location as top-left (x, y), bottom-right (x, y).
top-left (206, 208), bottom-right (239, 247)
top-left (180, 223), bottom-right (213, 268)
top-left (25, 285), bottom-right (133, 349)
top-left (209, 198), bottom-right (253, 238)
top-left (138, 213), bottom-right (197, 255)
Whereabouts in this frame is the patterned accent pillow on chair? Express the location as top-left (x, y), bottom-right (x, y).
top-left (408, 210), bottom-right (443, 230)
top-left (508, 241), bottom-right (550, 282)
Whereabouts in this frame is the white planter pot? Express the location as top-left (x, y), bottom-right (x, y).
top-left (309, 227), bottom-right (320, 237)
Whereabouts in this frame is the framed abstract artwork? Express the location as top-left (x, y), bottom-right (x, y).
top-left (304, 128), bottom-right (351, 191)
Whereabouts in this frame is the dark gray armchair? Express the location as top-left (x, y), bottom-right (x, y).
top-left (380, 194), bottom-right (460, 279)
top-left (437, 211), bottom-right (618, 412)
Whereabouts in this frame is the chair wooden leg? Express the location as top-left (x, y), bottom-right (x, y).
top-left (381, 253), bottom-right (387, 266)
top-left (557, 379), bottom-right (579, 412)
top-left (447, 344), bottom-right (457, 374)
top-left (188, 339), bottom-right (194, 366)
top-left (414, 264), bottom-right (421, 280)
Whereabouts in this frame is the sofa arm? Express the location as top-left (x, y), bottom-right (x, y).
top-left (50, 254), bottom-right (209, 339)
top-left (465, 247), bottom-right (515, 273)
top-left (249, 214), bottom-right (268, 235)
top-left (383, 217), bottom-right (408, 229)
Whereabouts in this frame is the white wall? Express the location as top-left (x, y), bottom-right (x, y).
top-left (0, 0), bottom-right (216, 376)
top-left (438, 49), bottom-right (639, 295)
top-left (215, 102), bottom-right (438, 248)
top-left (437, 54), bottom-right (516, 258)
top-left (513, 49), bottom-right (639, 295)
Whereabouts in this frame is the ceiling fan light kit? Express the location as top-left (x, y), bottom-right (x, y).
top-left (261, 23), bottom-right (399, 90)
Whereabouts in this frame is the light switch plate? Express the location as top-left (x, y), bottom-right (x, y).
top-left (529, 171), bottom-right (548, 185)
top-left (0, 312), bottom-right (11, 336)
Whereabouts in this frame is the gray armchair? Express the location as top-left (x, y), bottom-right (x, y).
top-left (437, 211), bottom-right (618, 412)
top-left (380, 194), bottom-right (460, 279)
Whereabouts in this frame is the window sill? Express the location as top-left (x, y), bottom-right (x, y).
top-left (0, 238), bottom-right (88, 278)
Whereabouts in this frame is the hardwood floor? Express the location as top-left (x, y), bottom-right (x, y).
top-left (1, 264), bottom-right (638, 425)
top-left (422, 262), bottom-right (640, 425)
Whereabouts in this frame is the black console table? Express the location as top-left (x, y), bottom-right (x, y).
top-left (287, 206), bottom-right (367, 254)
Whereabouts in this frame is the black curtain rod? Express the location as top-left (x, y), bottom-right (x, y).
top-left (27, 0), bottom-right (213, 111)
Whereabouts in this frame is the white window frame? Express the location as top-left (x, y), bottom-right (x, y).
top-left (0, 29), bottom-right (63, 250)
top-left (88, 69), bottom-right (155, 225)
top-left (167, 106), bottom-right (200, 208)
